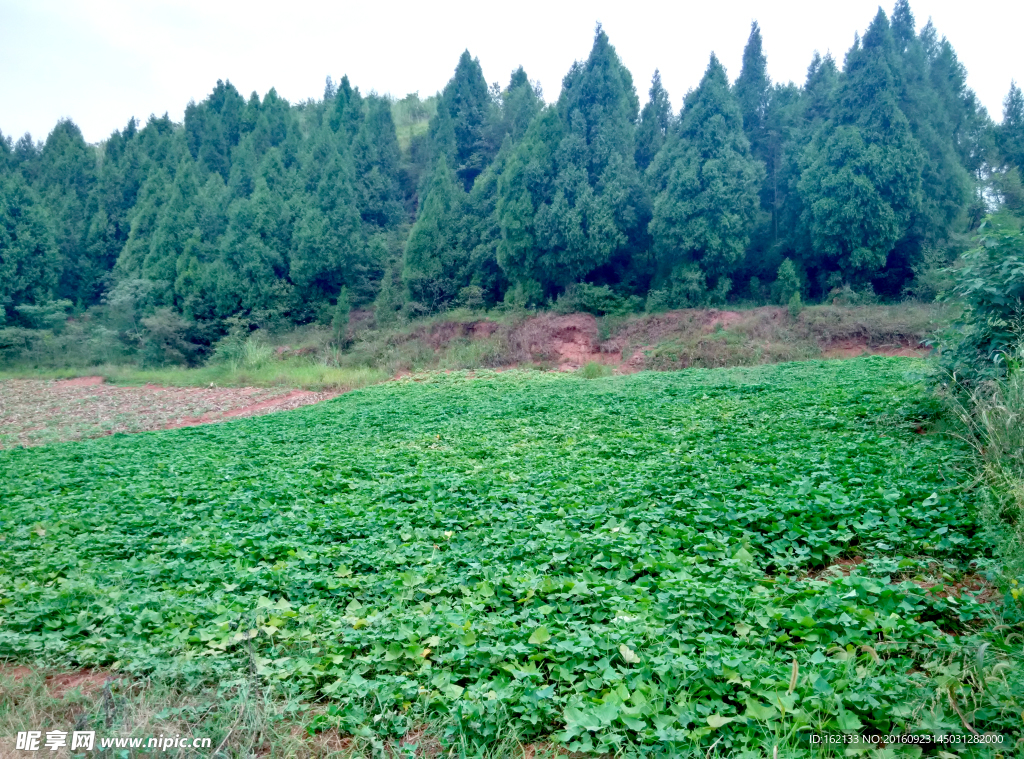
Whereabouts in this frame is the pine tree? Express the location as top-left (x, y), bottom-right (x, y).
top-left (733, 22), bottom-right (771, 161)
top-left (495, 107), bottom-right (563, 302)
top-left (290, 143), bottom-right (364, 305)
top-left (648, 54), bottom-right (765, 301)
top-left (1001, 82), bottom-right (1024, 172)
top-left (497, 25), bottom-right (646, 299)
top-left (882, 1), bottom-right (971, 294)
top-left (0, 174), bottom-right (60, 321)
top-left (431, 51), bottom-right (494, 190)
top-left (34, 120), bottom-right (100, 305)
top-left (217, 175), bottom-right (293, 317)
top-left (556, 25), bottom-right (640, 182)
top-left (497, 67), bottom-right (542, 144)
top-left (184, 80), bottom-right (245, 181)
top-left (328, 76), bottom-right (364, 140)
top-left (402, 156), bottom-right (467, 309)
top-left (635, 70), bottom-right (672, 172)
top-left (924, 29), bottom-right (991, 176)
top-left (352, 95), bottom-right (405, 229)
top-left (0, 129), bottom-right (12, 174)
top-left (332, 286), bottom-right (350, 343)
top-left (798, 9), bottom-right (923, 290)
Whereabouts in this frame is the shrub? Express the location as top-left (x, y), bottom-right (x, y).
top-left (578, 361), bottom-right (612, 378)
top-left (139, 309), bottom-right (205, 367)
top-left (332, 287), bottom-right (351, 345)
top-left (788, 291), bottom-right (804, 320)
top-left (555, 283), bottom-right (641, 316)
top-left (770, 258), bottom-right (800, 305)
top-left (938, 217), bottom-right (1024, 383)
top-left (211, 330), bottom-right (273, 370)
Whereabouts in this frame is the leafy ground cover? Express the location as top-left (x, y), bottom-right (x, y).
top-left (1, 358), bottom-right (1019, 756)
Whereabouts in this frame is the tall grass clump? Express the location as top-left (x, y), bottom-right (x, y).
top-left (942, 343), bottom-right (1024, 574)
top-left (212, 331), bottom-right (274, 371)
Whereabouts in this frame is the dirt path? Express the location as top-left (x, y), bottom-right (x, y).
top-left (0, 379), bottom-right (337, 449)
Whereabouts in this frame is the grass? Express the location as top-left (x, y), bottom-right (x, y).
top-left (615, 303), bottom-right (952, 371)
top-left (941, 345), bottom-right (1024, 586)
top-left (0, 362), bottom-right (387, 393)
top-left (0, 303), bottom-right (952, 391)
top-left (2, 357), bottom-right (1019, 755)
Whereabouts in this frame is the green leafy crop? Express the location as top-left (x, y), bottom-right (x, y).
top-left (0, 358), bottom-right (1015, 753)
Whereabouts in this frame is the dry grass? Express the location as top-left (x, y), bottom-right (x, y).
top-left (0, 667), bottom-right (576, 759)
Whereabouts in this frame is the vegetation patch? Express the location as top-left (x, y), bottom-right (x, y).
top-left (2, 358), bottom-right (1019, 754)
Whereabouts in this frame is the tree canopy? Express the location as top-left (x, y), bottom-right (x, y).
top-left (0, 4), bottom-right (1011, 345)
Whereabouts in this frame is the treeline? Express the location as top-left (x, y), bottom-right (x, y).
top-left (2, 1), bottom-right (1024, 363)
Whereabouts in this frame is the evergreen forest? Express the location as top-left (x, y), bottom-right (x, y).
top-left (3, 1), bottom-right (1024, 364)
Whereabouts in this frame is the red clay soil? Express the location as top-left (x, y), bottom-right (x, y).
top-left (54, 375), bottom-right (106, 387)
top-left (1, 665), bottom-right (112, 697)
top-left (511, 313), bottom-right (618, 371)
top-left (0, 379), bottom-right (338, 448)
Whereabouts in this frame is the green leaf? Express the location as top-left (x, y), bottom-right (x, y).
top-left (706, 714), bottom-right (734, 729)
top-left (528, 626), bottom-right (550, 644)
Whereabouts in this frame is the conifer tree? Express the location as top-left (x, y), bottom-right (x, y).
top-left (798, 9), bottom-right (923, 290)
top-left (36, 120), bottom-right (96, 304)
top-left (352, 95), bottom-right (405, 229)
top-left (855, 1), bottom-right (969, 296)
top-left (0, 174), bottom-right (60, 320)
top-left (403, 156), bottom-right (467, 309)
top-left (497, 67), bottom-right (542, 144)
top-left (1001, 82), bottom-right (1024, 172)
top-left (430, 51), bottom-right (494, 190)
top-left (496, 109), bottom-right (562, 302)
top-left (496, 26), bottom-right (646, 300)
top-left (733, 22), bottom-right (771, 161)
top-left (290, 143), bottom-right (364, 305)
top-left (648, 54), bottom-right (765, 302)
top-left (635, 70), bottom-right (672, 172)
top-left (329, 76), bottom-right (365, 141)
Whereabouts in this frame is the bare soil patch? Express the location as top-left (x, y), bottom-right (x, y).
top-left (0, 379), bottom-right (337, 448)
top-left (0, 665), bottom-right (112, 698)
top-left (54, 375), bottom-right (106, 387)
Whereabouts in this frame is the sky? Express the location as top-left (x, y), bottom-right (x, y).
top-left (2, 0), bottom-right (1022, 145)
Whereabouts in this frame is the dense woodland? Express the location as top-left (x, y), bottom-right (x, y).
top-left (3, 1), bottom-right (1024, 364)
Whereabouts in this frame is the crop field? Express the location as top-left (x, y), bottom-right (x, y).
top-left (0, 358), bottom-right (1018, 755)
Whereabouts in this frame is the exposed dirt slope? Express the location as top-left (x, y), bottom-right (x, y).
top-left (503, 307), bottom-right (931, 372)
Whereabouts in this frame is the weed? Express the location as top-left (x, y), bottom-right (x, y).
top-left (578, 361), bottom-right (612, 379)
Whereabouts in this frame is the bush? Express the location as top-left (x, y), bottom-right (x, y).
top-left (332, 287), bottom-right (351, 345)
top-left (827, 283), bottom-right (879, 306)
top-left (555, 283), bottom-right (641, 316)
top-left (938, 217), bottom-right (1024, 383)
top-left (139, 309), bottom-right (205, 367)
top-left (457, 286), bottom-right (485, 309)
top-left (578, 361), bottom-right (612, 379)
top-left (13, 300), bottom-right (72, 331)
top-left (788, 291), bottom-right (803, 320)
top-left (211, 330), bottom-right (273, 370)
top-left (770, 258), bottom-right (800, 305)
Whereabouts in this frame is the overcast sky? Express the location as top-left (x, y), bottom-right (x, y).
top-left (2, 0), bottom-right (1021, 145)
